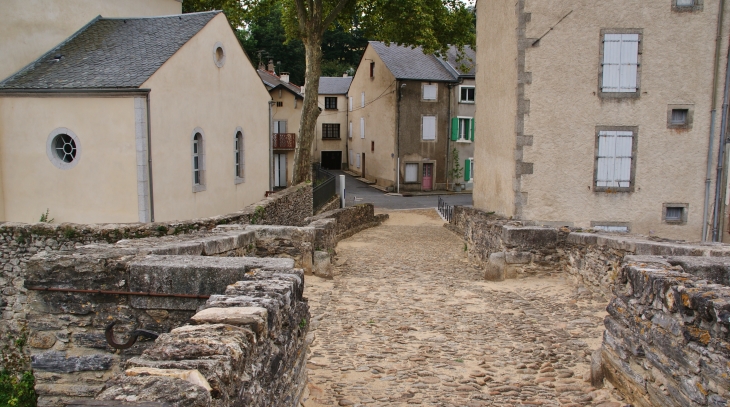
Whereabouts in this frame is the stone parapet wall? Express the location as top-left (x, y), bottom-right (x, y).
top-left (602, 256), bottom-right (730, 407)
top-left (306, 204), bottom-right (389, 245)
top-left (1, 184), bottom-right (312, 341)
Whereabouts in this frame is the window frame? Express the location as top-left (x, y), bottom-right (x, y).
top-left (322, 123), bottom-right (341, 139)
top-left (404, 162), bottom-right (420, 183)
top-left (234, 127), bottom-right (244, 184)
top-left (459, 85), bottom-right (475, 103)
top-left (456, 116), bottom-right (473, 142)
top-left (370, 62), bottom-right (375, 78)
top-left (192, 128), bottom-right (206, 192)
top-left (324, 97), bottom-right (338, 110)
top-left (421, 115), bottom-right (437, 141)
top-left (46, 127), bottom-right (82, 170)
top-left (593, 126), bottom-right (638, 193)
top-left (422, 83), bottom-right (438, 102)
top-left (667, 104), bottom-right (694, 129)
top-left (673, 0), bottom-right (702, 12)
top-left (663, 203), bottom-right (689, 224)
top-left (598, 29), bottom-right (643, 99)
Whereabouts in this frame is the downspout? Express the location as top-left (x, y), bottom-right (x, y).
top-left (146, 92), bottom-right (155, 222)
top-left (269, 100), bottom-right (275, 191)
top-left (446, 83), bottom-right (453, 190)
top-left (397, 81), bottom-right (403, 194)
top-left (704, 0), bottom-right (726, 240)
top-left (713, 29), bottom-right (730, 241)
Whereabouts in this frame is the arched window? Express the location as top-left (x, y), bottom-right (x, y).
top-left (235, 128), bottom-right (244, 183)
top-left (192, 128), bottom-right (205, 192)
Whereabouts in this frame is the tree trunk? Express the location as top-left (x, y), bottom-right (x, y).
top-left (292, 33), bottom-right (323, 184)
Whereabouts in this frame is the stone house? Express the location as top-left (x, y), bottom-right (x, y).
top-left (0, 8), bottom-right (271, 224)
top-left (475, 0), bottom-right (730, 241)
top-left (313, 76), bottom-right (353, 170)
top-left (348, 41), bottom-right (475, 192)
top-left (258, 67), bottom-right (303, 189)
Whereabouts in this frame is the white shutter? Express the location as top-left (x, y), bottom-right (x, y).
top-left (596, 130), bottom-right (633, 187)
top-left (349, 149), bottom-right (353, 165)
top-left (423, 84), bottom-right (437, 100)
top-left (405, 163), bottom-right (418, 182)
top-left (356, 153), bottom-right (361, 168)
top-left (360, 118), bottom-right (365, 138)
top-left (361, 92), bottom-right (365, 107)
top-left (348, 122), bottom-right (352, 138)
top-left (349, 96), bottom-right (353, 111)
top-left (422, 116), bottom-right (436, 140)
top-left (602, 34), bottom-right (638, 92)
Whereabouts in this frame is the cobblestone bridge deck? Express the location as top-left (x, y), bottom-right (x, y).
top-left (303, 209), bottom-right (625, 407)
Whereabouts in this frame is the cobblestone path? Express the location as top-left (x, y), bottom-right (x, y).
top-left (303, 209), bottom-right (625, 407)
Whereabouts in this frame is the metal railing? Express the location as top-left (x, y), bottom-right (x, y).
top-left (273, 133), bottom-right (296, 149)
top-left (438, 196), bottom-right (454, 223)
top-left (313, 163), bottom-right (336, 212)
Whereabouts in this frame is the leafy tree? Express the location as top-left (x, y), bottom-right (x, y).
top-left (187, 0), bottom-right (475, 183)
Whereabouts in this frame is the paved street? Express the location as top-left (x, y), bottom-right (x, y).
top-left (302, 209), bottom-right (624, 407)
top-left (330, 170), bottom-right (473, 210)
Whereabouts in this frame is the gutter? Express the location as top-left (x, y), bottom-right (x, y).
top-left (0, 88), bottom-right (151, 96)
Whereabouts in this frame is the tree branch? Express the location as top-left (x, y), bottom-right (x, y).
top-left (322, 0), bottom-right (352, 33)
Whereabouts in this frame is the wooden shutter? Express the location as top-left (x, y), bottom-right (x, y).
top-left (596, 130), bottom-right (633, 187)
top-left (360, 117), bottom-right (365, 138)
top-left (349, 97), bottom-right (353, 111)
top-left (405, 163), bottom-right (418, 182)
top-left (451, 118), bottom-right (458, 141)
top-left (470, 118), bottom-right (475, 141)
top-left (422, 116), bottom-right (436, 140)
top-left (361, 92), bottom-right (365, 107)
top-left (348, 122), bottom-right (352, 138)
top-left (464, 159), bottom-right (471, 181)
top-left (602, 34), bottom-right (638, 92)
top-left (423, 84), bottom-right (437, 100)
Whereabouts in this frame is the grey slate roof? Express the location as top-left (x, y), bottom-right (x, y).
top-left (318, 77), bottom-right (352, 95)
top-left (369, 41), bottom-right (457, 82)
top-left (257, 70), bottom-right (303, 99)
top-left (443, 45), bottom-right (476, 77)
top-left (0, 12), bottom-right (219, 89)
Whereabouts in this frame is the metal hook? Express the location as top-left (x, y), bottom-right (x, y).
top-left (105, 320), bottom-right (159, 350)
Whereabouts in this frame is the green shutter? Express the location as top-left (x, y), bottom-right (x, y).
top-left (464, 159), bottom-right (470, 182)
top-left (470, 118), bottom-right (475, 141)
top-left (451, 117), bottom-right (458, 141)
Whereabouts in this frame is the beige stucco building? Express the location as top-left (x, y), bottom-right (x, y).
top-left (258, 68), bottom-right (303, 189)
top-left (348, 42), bottom-right (476, 192)
top-left (0, 11), bottom-right (271, 224)
top-left (313, 76), bottom-right (352, 170)
top-left (475, 0), bottom-right (730, 241)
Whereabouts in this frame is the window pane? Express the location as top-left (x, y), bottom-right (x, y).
top-left (672, 109), bottom-right (688, 124)
top-left (677, 0), bottom-right (694, 5)
top-left (666, 207), bottom-right (683, 220)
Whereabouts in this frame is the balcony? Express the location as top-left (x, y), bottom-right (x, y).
top-left (273, 133), bottom-right (296, 150)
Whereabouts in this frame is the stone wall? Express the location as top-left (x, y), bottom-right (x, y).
top-left (601, 256), bottom-right (730, 407)
top-left (451, 205), bottom-right (730, 297)
top-left (1, 184), bottom-right (312, 341)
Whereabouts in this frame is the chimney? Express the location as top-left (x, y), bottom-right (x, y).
top-left (343, 73), bottom-right (348, 77)
top-left (280, 72), bottom-right (290, 83)
top-left (258, 60), bottom-right (265, 71)
top-left (267, 59), bottom-right (275, 73)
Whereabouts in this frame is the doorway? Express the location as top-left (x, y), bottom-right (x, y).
top-left (274, 153), bottom-right (287, 188)
top-left (361, 153), bottom-right (366, 178)
top-left (422, 163), bottom-right (433, 191)
top-left (321, 151), bottom-right (342, 170)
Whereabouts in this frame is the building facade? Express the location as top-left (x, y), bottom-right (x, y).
top-left (0, 11), bottom-right (271, 224)
top-left (313, 76), bottom-right (352, 170)
top-left (348, 42), bottom-right (475, 192)
top-left (475, 0), bottom-right (730, 241)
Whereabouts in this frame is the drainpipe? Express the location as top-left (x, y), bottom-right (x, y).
top-left (269, 100), bottom-right (275, 191)
top-left (713, 37), bottom-right (730, 241)
top-left (704, 0), bottom-right (726, 241)
top-left (397, 81), bottom-right (404, 193)
top-left (446, 83), bottom-right (453, 191)
top-left (145, 92), bottom-right (155, 222)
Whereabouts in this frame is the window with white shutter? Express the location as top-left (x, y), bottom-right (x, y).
top-left (405, 163), bottom-right (419, 183)
top-left (594, 127), bottom-right (637, 192)
top-left (361, 92), bottom-right (365, 108)
top-left (356, 153), bottom-right (361, 168)
top-left (348, 121), bottom-right (352, 139)
top-left (422, 115), bottom-right (436, 141)
top-left (360, 118), bottom-right (365, 139)
top-left (422, 84), bottom-right (437, 101)
top-left (599, 30), bottom-right (641, 98)
top-left (349, 96), bottom-right (353, 111)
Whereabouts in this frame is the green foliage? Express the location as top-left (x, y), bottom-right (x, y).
top-left (299, 318), bottom-right (307, 329)
top-left (182, 0), bottom-right (247, 33)
top-left (38, 209), bottom-right (53, 224)
top-left (62, 227), bottom-right (77, 239)
top-left (250, 206), bottom-right (266, 225)
top-left (0, 331), bottom-right (38, 407)
top-left (450, 148), bottom-right (464, 183)
top-left (156, 225), bottom-right (169, 235)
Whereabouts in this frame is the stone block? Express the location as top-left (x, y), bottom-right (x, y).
top-left (97, 375), bottom-right (211, 407)
top-left (125, 367), bottom-right (212, 392)
top-left (484, 252), bottom-right (506, 281)
top-left (504, 251), bottom-right (532, 264)
top-left (313, 251), bottom-right (333, 279)
top-left (149, 241), bottom-right (204, 256)
top-left (31, 350), bottom-right (113, 373)
top-left (191, 306), bottom-right (267, 334)
top-left (501, 226), bottom-right (558, 248)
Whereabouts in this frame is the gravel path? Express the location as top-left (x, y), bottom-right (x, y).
top-left (303, 209), bottom-right (626, 407)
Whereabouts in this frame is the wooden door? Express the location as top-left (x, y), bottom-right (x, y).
top-left (422, 163), bottom-right (433, 191)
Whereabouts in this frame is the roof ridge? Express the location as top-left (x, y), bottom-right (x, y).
top-left (100, 11), bottom-right (221, 21)
top-left (0, 15), bottom-right (102, 85)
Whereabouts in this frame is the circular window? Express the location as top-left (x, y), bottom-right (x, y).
top-left (213, 42), bottom-right (226, 68)
top-left (46, 128), bottom-right (81, 169)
